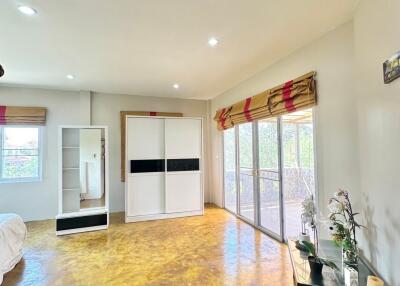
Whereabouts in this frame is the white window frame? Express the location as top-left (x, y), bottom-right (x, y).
top-left (0, 125), bottom-right (43, 184)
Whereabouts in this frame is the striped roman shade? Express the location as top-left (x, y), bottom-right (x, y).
top-left (214, 72), bottom-right (316, 130)
top-left (0, 106), bottom-right (47, 125)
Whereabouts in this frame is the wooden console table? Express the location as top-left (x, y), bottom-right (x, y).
top-left (288, 239), bottom-right (374, 286)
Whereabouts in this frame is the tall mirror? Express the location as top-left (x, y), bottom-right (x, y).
top-left (60, 126), bottom-right (108, 214)
top-left (79, 128), bottom-right (105, 210)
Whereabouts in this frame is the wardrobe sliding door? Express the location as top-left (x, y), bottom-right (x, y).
top-left (126, 118), bottom-right (165, 216)
top-left (165, 118), bottom-right (202, 213)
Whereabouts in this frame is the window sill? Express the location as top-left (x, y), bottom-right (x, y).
top-left (0, 177), bottom-right (42, 184)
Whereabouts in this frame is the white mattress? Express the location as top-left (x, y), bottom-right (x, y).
top-left (0, 214), bottom-right (26, 285)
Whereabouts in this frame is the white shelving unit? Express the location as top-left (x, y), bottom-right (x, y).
top-left (56, 125), bottom-right (109, 236)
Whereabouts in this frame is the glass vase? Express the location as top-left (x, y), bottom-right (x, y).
top-left (342, 240), bottom-right (358, 270)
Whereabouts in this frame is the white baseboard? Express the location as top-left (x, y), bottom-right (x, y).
top-left (125, 210), bottom-right (203, 223)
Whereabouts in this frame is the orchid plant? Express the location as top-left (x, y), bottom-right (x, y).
top-left (328, 189), bottom-right (363, 267)
top-left (301, 240), bottom-right (339, 271)
top-left (300, 195), bottom-right (339, 271)
top-left (301, 195), bottom-right (316, 226)
top-left (301, 195), bottom-right (317, 242)
top-left (300, 196), bottom-right (316, 243)
top-left (301, 195), bottom-right (317, 246)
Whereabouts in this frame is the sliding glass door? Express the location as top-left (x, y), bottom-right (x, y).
top-left (223, 128), bottom-right (237, 213)
top-left (223, 108), bottom-right (315, 241)
top-left (238, 123), bottom-right (255, 223)
top-left (257, 118), bottom-right (282, 239)
top-left (281, 110), bottom-right (315, 239)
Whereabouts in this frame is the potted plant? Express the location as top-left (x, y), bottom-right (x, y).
top-left (299, 195), bottom-right (315, 242)
top-left (328, 189), bottom-right (364, 269)
top-left (299, 195), bottom-right (338, 275)
top-left (301, 240), bottom-right (339, 275)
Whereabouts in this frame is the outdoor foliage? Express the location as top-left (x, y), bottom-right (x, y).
top-left (224, 120), bottom-right (315, 202)
top-left (1, 127), bottom-right (39, 179)
top-left (223, 111), bottom-right (315, 238)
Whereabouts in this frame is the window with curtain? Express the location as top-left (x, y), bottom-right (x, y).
top-left (0, 126), bottom-right (42, 183)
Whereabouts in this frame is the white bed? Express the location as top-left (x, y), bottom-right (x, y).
top-left (0, 214), bottom-right (26, 285)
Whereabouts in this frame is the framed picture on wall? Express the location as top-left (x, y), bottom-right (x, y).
top-left (383, 51), bottom-right (400, 84)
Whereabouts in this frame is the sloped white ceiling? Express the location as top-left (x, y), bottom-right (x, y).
top-left (0, 0), bottom-right (358, 99)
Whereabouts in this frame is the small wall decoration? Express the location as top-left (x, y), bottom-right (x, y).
top-left (383, 51), bottom-right (400, 84)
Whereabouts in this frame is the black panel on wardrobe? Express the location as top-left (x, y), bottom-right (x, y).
top-left (167, 159), bottom-right (199, 172)
top-left (130, 159), bottom-right (165, 173)
top-left (56, 213), bottom-right (107, 231)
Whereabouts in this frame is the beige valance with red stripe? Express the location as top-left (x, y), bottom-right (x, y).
top-left (214, 71), bottom-right (316, 130)
top-left (0, 106), bottom-right (47, 125)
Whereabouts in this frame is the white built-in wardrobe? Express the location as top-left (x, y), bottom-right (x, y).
top-left (125, 116), bottom-right (203, 223)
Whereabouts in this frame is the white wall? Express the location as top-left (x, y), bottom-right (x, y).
top-left (210, 9), bottom-right (400, 282)
top-left (354, 0), bottom-right (400, 284)
top-left (0, 87), bottom-right (209, 220)
top-left (0, 87), bottom-right (83, 221)
top-left (88, 92), bottom-right (209, 213)
top-left (210, 22), bottom-right (360, 216)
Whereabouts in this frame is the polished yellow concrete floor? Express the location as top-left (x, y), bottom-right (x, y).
top-left (3, 205), bottom-right (292, 286)
top-left (80, 196), bottom-right (105, 209)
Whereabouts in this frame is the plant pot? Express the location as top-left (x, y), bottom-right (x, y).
top-left (308, 256), bottom-right (324, 275)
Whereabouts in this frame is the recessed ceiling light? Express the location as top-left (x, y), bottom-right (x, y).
top-left (208, 37), bottom-right (219, 47)
top-left (173, 83), bottom-right (179, 89)
top-left (66, 74), bottom-right (74, 80)
top-left (18, 6), bottom-right (37, 15)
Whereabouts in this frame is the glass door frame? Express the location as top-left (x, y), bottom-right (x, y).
top-left (222, 120), bottom-right (285, 242)
top-left (254, 119), bottom-right (285, 242)
top-left (222, 127), bottom-right (238, 214)
top-left (235, 123), bottom-right (258, 226)
top-left (222, 109), bottom-right (317, 243)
